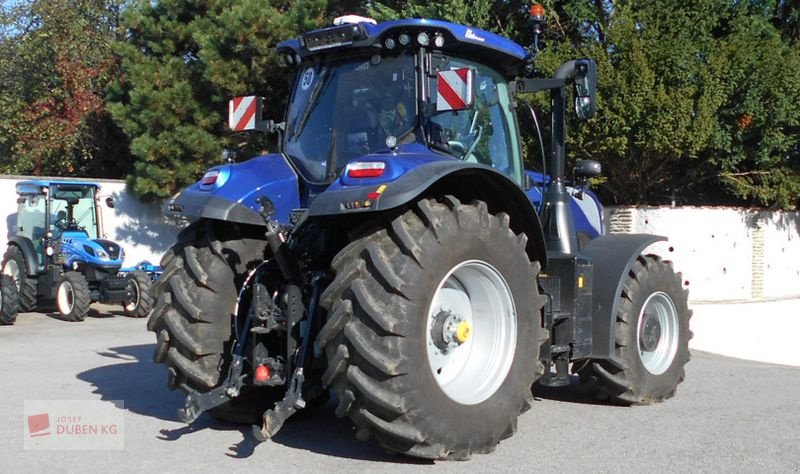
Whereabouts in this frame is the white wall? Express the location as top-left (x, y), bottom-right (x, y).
top-left (2, 175), bottom-right (797, 302)
top-left (1, 176), bottom-right (181, 268)
top-left (605, 206), bottom-right (800, 302)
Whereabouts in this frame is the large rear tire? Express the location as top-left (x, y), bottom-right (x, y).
top-left (574, 254), bottom-right (692, 404)
top-left (57, 272), bottom-right (91, 322)
top-left (2, 245), bottom-right (38, 311)
top-left (1, 274), bottom-right (20, 325)
top-left (319, 197), bottom-right (546, 460)
top-left (146, 220), bottom-right (270, 421)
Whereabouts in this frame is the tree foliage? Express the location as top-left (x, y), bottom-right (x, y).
top-left (0, 0), bottom-right (130, 178)
top-left (107, 0), bottom-right (326, 200)
top-left (3, 0), bottom-right (798, 209)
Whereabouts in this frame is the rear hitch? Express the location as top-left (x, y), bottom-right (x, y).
top-left (252, 367), bottom-right (306, 441)
top-left (178, 354), bottom-right (247, 424)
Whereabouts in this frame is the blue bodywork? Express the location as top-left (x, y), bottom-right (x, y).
top-left (59, 230), bottom-right (124, 272)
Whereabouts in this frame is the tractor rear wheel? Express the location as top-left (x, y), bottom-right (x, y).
top-left (123, 270), bottom-right (154, 318)
top-left (1, 274), bottom-right (20, 325)
top-left (57, 272), bottom-right (91, 322)
top-left (146, 220), bottom-right (272, 422)
top-left (2, 245), bottom-right (38, 311)
top-left (319, 197), bottom-right (546, 459)
top-left (575, 255), bottom-right (691, 404)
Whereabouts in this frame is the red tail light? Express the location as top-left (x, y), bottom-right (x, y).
top-left (346, 162), bottom-right (386, 178)
top-left (201, 170), bottom-right (220, 185)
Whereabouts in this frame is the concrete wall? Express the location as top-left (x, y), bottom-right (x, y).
top-left (2, 175), bottom-right (798, 303)
top-left (606, 206), bottom-right (800, 302)
top-left (1, 176), bottom-right (180, 268)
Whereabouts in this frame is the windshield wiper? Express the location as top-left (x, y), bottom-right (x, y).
top-left (289, 68), bottom-right (332, 141)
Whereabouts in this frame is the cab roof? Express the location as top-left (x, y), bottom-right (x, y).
top-left (16, 180), bottom-right (100, 195)
top-left (277, 18), bottom-right (528, 78)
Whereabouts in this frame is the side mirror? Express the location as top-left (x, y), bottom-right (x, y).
top-left (573, 59), bottom-right (596, 120)
top-left (436, 68), bottom-right (476, 112)
top-left (105, 197), bottom-right (115, 209)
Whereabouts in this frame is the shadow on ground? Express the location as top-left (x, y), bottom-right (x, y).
top-left (76, 344), bottom-right (423, 463)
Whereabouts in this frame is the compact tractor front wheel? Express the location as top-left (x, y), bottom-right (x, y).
top-left (57, 272), bottom-right (91, 322)
top-left (1, 274), bottom-right (20, 325)
top-left (2, 245), bottom-right (38, 311)
top-left (576, 255), bottom-right (691, 404)
top-left (320, 197), bottom-right (546, 459)
top-left (122, 270), bottom-right (154, 318)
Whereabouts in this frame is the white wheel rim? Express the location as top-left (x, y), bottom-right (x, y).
top-left (426, 260), bottom-right (517, 405)
top-left (3, 260), bottom-right (20, 292)
top-left (637, 291), bottom-right (680, 375)
top-left (57, 281), bottom-right (75, 315)
top-left (124, 278), bottom-right (140, 312)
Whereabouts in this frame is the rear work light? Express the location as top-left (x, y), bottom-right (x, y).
top-left (346, 162), bottom-right (386, 179)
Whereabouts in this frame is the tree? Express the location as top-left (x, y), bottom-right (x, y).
top-left (108, 0), bottom-right (326, 201)
top-left (534, 0), bottom-right (800, 208)
top-left (0, 0), bottom-right (130, 178)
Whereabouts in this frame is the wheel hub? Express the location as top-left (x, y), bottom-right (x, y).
top-left (640, 312), bottom-right (662, 352)
top-left (430, 311), bottom-right (470, 351)
top-left (426, 260), bottom-right (517, 405)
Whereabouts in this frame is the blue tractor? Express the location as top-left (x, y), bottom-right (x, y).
top-left (2, 180), bottom-right (155, 322)
top-left (148, 9), bottom-right (691, 459)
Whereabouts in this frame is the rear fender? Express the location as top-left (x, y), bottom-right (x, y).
top-left (308, 161), bottom-right (547, 264)
top-left (579, 233), bottom-right (666, 361)
top-left (165, 154), bottom-right (301, 226)
top-left (7, 237), bottom-right (40, 276)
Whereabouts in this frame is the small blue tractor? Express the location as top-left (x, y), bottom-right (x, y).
top-left (148, 7), bottom-right (691, 459)
top-left (2, 180), bottom-right (155, 322)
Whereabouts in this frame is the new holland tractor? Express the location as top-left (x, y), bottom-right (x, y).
top-left (148, 8), bottom-right (691, 460)
top-left (2, 180), bottom-right (155, 322)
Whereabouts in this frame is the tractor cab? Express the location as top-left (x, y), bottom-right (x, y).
top-left (275, 19), bottom-right (529, 187)
top-left (14, 180), bottom-right (121, 273)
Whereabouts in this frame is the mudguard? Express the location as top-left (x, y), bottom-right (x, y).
top-left (165, 154), bottom-right (301, 226)
top-left (580, 233), bottom-right (666, 360)
top-left (8, 236), bottom-right (40, 276)
top-left (308, 160), bottom-right (547, 263)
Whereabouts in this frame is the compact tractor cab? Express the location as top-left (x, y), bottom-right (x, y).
top-left (2, 180), bottom-right (154, 322)
top-left (152, 8), bottom-right (690, 460)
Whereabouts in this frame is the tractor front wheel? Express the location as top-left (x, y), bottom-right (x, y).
top-left (1, 274), bottom-right (20, 325)
top-left (123, 270), bottom-right (154, 318)
top-left (575, 255), bottom-right (691, 404)
top-left (57, 272), bottom-right (91, 322)
top-left (320, 197), bottom-right (546, 459)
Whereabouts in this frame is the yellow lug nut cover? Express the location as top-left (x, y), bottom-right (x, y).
top-left (455, 321), bottom-right (472, 343)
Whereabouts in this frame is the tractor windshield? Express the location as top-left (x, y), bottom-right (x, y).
top-left (49, 185), bottom-right (98, 239)
top-left (283, 51), bottom-right (417, 183)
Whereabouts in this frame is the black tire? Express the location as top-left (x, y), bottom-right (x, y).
top-left (57, 272), bottom-right (91, 322)
top-left (1, 274), bottom-right (20, 325)
top-left (2, 245), bottom-right (38, 311)
top-left (319, 197), bottom-right (546, 460)
top-left (122, 270), bottom-right (155, 318)
top-left (575, 254), bottom-right (692, 404)
top-left (146, 220), bottom-right (269, 421)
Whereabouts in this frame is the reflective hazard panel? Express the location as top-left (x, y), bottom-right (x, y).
top-left (436, 68), bottom-right (475, 112)
top-left (228, 96), bottom-right (264, 132)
